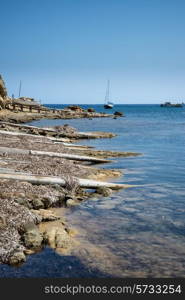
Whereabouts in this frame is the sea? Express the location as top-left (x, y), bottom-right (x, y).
top-left (1, 104), bottom-right (185, 278)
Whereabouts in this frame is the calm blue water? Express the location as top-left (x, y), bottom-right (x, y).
top-left (1, 104), bottom-right (185, 277)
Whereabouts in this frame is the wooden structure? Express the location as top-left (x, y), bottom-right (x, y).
top-left (11, 98), bottom-right (49, 113)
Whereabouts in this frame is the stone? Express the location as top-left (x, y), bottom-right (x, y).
top-left (23, 222), bottom-right (43, 249)
top-left (52, 184), bottom-right (61, 190)
top-left (0, 216), bottom-right (6, 229)
top-left (89, 193), bottom-right (100, 200)
top-left (24, 249), bottom-right (36, 255)
top-left (9, 251), bottom-right (26, 265)
top-left (43, 225), bottom-right (71, 249)
top-left (87, 108), bottom-right (95, 112)
top-left (58, 194), bottom-right (66, 205)
top-left (55, 227), bottom-right (71, 248)
top-left (114, 111), bottom-right (123, 117)
top-left (32, 198), bottom-right (44, 209)
top-left (34, 209), bottom-right (60, 222)
top-left (65, 193), bottom-right (75, 200)
top-left (43, 227), bottom-right (56, 248)
top-left (66, 199), bottom-right (78, 207)
top-left (96, 187), bottom-right (113, 197)
top-left (15, 198), bottom-right (32, 209)
top-left (42, 196), bottom-right (53, 208)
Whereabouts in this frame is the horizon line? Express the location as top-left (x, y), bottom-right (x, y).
top-left (43, 103), bottom-right (163, 105)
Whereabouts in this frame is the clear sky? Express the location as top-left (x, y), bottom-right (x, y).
top-left (1, 0), bottom-right (185, 104)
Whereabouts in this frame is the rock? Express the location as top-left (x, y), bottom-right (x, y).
top-left (29, 129), bottom-right (39, 135)
top-left (9, 251), bottom-right (26, 265)
top-left (55, 227), bottom-right (71, 248)
top-left (67, 105), bottom-right (84, 112)
top-left (52, 184), bottom-right (61, 190)
top-left (42, 196), bottom-right (53, 208)
top-left (43, 224), bottom-right (71, 249)
top-left (114, 111), bottom-right (123, 117)
top-left (65, 193), bottom-right (75, 200)
top-left (89, 193), bottom-right (100, 200)
top-left (23, 222), bottom-right (43, 249)
top-left (24, 249), bottom-right (36, 255)
top-left (34, 209), bottom-right (60, 222)
top-left (87, 108), bottom-right (95, 112)
top-left (15, 198), bottom-right (32, 209)
top-left (58, 194), bottom-right (66, 205)
top-left (96, 187), bottom-right (113, 197)
top-left (66, 199), bottom-right (78, 207)
top-left (43, 227), bottom-right (56, 248)
top-left (65, 228), bottom-right (77, 237)
top-left (32, 198), bottom-right (44, 209)
top-left (0, 216), bottom-right (6, 229)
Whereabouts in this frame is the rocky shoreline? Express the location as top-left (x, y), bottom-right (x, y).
top-left (0, 106), bottom-right (114, 124)
top-left (0, 120), bottom-right (140, 266)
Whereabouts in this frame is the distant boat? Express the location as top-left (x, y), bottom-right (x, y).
top-left (104, 80), bottom-right (114, 109)
top-left (160, 101), bottom-right (183, 107)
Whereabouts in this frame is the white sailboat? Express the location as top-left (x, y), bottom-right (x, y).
top-left (104, 80), bottom-right (114, 109)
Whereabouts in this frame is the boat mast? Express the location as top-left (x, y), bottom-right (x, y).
top-left (105, 79), bottom-right (110, 103)
top-left (18, 80), bottom-right (22, 98)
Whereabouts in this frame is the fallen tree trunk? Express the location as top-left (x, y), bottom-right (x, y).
top-left (0, 168), bottom-right (30, 175)
top-left (0, 172), bottom-right (132, 189)
top-left (0, 121), bottom-right (56, 133)
top-left (0, 146), bottom-right (111, 163)
top-left (0, 129), bottom-right (69, 143)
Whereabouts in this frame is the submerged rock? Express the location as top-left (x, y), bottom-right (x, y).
top-left (23, 222), bottom-right (43, 249)
top-left (33, 209), bottom-right (60, 222)
top-left (43, 225), bottom-right (71, 249)
top-left (66, 198), bottom-right (78, 207)
top-left (96, 187), bottom-right (113, 197)
top-left (55, 228), bottom-right (71, 248)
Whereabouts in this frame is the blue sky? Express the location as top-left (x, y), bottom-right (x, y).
top-left (1, 0), bottom-right (185, 104)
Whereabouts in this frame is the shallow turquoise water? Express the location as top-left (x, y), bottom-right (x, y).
top-left (1, 104), bottom-right (185, 277)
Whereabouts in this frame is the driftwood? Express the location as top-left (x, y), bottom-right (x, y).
top-left (0, 121), bottom-right (56, 133)
top-left (0, 129), bottom-right (69, 142)
top-left (0, 172), bottom-right (132, 189)
top-left (0, 129), bottom-right (72, 145)
top-left (0, 146), bottom-right (110, 163)
top-left (0, 168), bottom-right (30, 175)
top-left (0, 122), bottom-right (116, 139)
